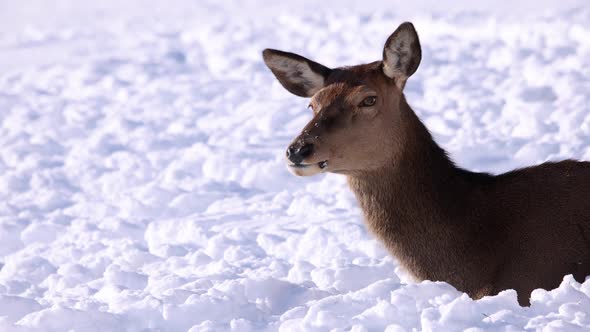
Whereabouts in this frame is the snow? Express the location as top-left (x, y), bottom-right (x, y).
top-left (1, 0), bottom-right (590, 331)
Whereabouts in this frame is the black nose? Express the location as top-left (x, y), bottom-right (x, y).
top-left (287, 143), bottom-right (313, 164)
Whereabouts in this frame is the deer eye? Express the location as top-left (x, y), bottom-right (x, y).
top-left (360, 96), bottom-right (377, 107)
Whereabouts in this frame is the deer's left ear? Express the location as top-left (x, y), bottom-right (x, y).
top-left (262, 49), bottom-right (331, 97)
top-left (382, 22), bottom-right (422, 89)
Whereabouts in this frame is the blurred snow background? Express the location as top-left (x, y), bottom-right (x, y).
top-left (0, 0), bottom-right (589, 331)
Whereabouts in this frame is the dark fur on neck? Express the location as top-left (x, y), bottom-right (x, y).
top-left (347, 96), bottom-right (505, 298)
top-left (348, 95), bottom-right (590, 306)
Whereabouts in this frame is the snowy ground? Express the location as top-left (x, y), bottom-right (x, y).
top-left (1, 1), bottom-right (590, 331)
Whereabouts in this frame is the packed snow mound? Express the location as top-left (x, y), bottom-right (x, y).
top-left (1, 1), bottom-right (590, 331)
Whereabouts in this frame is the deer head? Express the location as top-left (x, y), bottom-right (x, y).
top-left (263, 22), bottom-right (422, 176)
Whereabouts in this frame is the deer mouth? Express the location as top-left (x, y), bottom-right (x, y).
top-left (290, 160), bottom-right (328, 169)
top-left (287, 160), bottom-right (328, 176)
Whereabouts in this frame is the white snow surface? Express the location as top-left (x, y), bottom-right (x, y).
top-left (1, 1), bottom-right (590, 331)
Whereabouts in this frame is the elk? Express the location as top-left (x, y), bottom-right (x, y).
top-left (262, 22), bottom-right (590, 306)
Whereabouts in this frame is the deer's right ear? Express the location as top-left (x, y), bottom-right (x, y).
top-left (382, 22), bottom-right (422, 89)
top-left (262, 49), bottom-right (331, 97)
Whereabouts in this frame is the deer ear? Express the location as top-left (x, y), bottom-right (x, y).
top-left (262, 49), bottom-right (331, 97)
top-left (382, 22), bottom-right (422, 89)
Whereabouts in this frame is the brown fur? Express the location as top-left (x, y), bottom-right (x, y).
top-left (263, 22), bottom-right (590, 306)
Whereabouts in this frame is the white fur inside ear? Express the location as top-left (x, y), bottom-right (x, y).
top-left (266, 56), bottom-right (325, 94)
top-left (383, 48), bottom-right (401, 78)
top-left (383, 29), bottom-right (417, 80)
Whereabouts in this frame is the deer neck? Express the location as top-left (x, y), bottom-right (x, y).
top-left (346, 96), bottom-right (473, 277)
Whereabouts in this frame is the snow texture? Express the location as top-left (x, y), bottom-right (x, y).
top-left (1, 1), bottom-right (590, 331)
